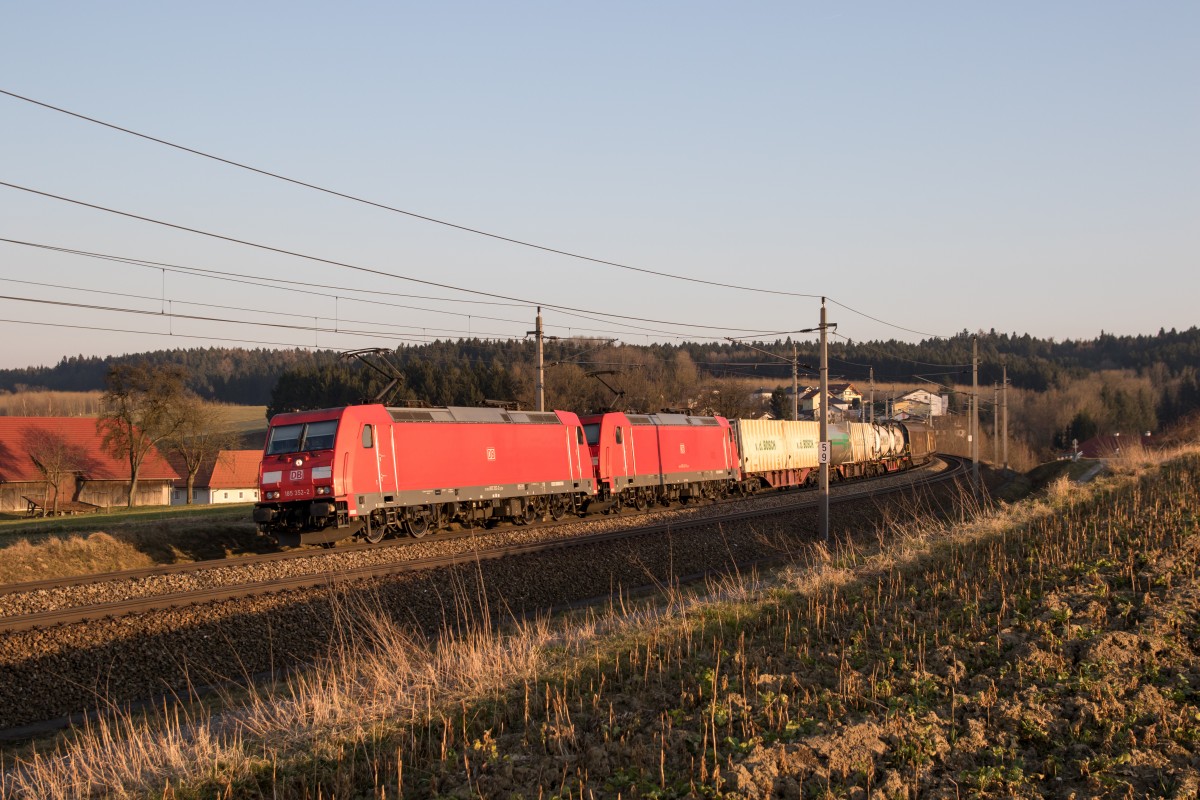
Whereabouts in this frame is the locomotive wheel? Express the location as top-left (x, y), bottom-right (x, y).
top-left (362, 512), bottom-right (386, 544)
top-left (406, 507), bottom-right (431, 538)
top-left (548, 494), bottom-right (569, 521)
top-left (633, 489), bottom-right (648, 511)
top-left (519, 501), bottom-right (537, 525)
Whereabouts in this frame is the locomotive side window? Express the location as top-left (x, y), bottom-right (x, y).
top-left (266, 424), bottom-right (303, 455)
top-left (615, 427), bottom-right (623, 444)
top-left (577, 427), bottom-right (584, 445)
top-left (362, 425), bottom-right (374, 448)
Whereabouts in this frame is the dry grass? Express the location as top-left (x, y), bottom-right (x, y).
top-left (0, 513), bottom-right (265, 584)
top-left (0, 392), bottom-right (103, 418)
top-left (4, 449), bottom-right (1199, 797)
top-left (0, 533), bottom-right (158, 584)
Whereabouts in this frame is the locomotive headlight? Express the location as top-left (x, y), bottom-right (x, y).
top-left (294, 458), bottom-right (303, 467)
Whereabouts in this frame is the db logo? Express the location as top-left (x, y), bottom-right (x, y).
top-left (486, 448), bottom-right (496, 461)
top-left (679, 444), bottom-right (686, 454)
top-left (290, 469), bottom-right (304, 481)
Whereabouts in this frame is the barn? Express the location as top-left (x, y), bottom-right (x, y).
top-left (171, 449), bottom-right (263, 505)
top-left (0, 417), bottom-right (180, 513)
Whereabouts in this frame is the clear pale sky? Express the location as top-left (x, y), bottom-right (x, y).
top-left (1, 2), bottom-right (1196, 370)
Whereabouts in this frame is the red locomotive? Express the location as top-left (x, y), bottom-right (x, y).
top-left (579, 411), bottom-right (741, 510)
top-left (253, 404), bottom-right (594, 546)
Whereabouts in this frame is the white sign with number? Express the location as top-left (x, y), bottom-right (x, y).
top-left (818, 441), bottom-right (830, 464)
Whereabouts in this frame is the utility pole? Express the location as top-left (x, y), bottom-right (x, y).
top-left (819, 298), bottom-right (831, 543)
top-left (528, 307), bottom-right (545, 412)
top-left (1002, 363), bottom-right (1009, 471)
top-left (971, 335), bottom-right (979, 485)
top-left (869, 366), bottom-right (875, 424)
top-left (993, 382), bottom-right (999, 464)
top-left (792, 342), bottom-right (799, 421)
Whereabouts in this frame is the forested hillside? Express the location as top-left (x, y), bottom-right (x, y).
top-left (1, 328), bottom-right (1197, 445)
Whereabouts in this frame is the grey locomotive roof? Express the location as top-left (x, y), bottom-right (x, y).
top-left (386, 407), bottom-right (562, 424)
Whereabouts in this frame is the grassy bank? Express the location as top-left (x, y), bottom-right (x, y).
top-left (3, 448), bottom-right (1198, 797)
top-left (0, 505), bottom-right (264, 584)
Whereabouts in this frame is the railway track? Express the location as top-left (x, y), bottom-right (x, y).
top-left (0, 456), bottom-right (966, 634)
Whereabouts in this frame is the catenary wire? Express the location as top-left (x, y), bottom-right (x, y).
top-left (0, 89), bottom-right (828, 301)
top-left (0, 238), bottom-right (722, 343)
top-left (0, 191), bottom-right (792, 338)
top-left (2, 88), bottom-right (955, 339)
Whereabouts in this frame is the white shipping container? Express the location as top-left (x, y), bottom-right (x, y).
top-left (732, 419), bottom-right (822, 474)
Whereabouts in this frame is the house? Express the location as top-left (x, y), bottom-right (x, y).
top-left (892, 389), bottom-right (948, 418)
top-left (796, 388), bottom-right (851, 419)
top-left (171, 449), bottom-right (263, 505)
top-left (0, 417), bottom-right (180, 513)
top-left (827, 383), bottom-right (863, 406)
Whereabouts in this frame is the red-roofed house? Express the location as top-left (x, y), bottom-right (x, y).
top-left (171, 449), bottom-right (262, 505)
top-left (0, 417), bottom-right (180, 513)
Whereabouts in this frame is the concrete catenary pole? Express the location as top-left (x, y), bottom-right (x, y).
top-left (993, 382), bottom-right (999, 464)
top-left (869, 366), bottom-right (875, 424)
top-left (971, 334), bottom-right (979, 484)
top-left (792, 342), bottom-right (799, 421)
top-left (819, 298), bottom-right (830, 543)
top-left (1002, 363), bottom-right (1009, 471)
top-left (533, 307), bottom-right (545, 412)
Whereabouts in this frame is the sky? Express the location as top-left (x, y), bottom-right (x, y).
top-left (1, 2), bottom-right (1197, 370)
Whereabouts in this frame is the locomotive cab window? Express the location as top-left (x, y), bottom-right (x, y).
top-left (266, 424), bottom-right (303, 455)
top-left (304, 420), bottom-right (338, 451)
top-left (615, 427), bottom-right (623, 444)
top-left (362, 425), bottom-right (373, 448)
top-left (266, 420), bottom-right (339, 455)
top-left (576, 427), bottom-right (584, 445)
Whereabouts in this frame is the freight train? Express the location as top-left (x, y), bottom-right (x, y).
top-left (253, 404), bottom-right (935, 547)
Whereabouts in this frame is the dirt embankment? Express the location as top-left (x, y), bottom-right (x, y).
top-left (394, 457), bottom-right (1200, 798)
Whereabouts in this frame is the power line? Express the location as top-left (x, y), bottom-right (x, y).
top-left (0, 88), bottom-right (826, 300)
top-left (0, 190), bottom-right (792, 338)
top-left (0, 292), bottom-right (503, 343)
top-left (0, 275), bottom-right (525, 340)
top-left (2, 87), bottom-right (957, 339)
top-left (0, 237), bottom-right (735, 343)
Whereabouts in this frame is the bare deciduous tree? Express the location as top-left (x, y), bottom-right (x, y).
top-left (99, 363), bottom-right (189, 507)
top-left (22, 428), bottom-right (87, 515)
top-left (166, 396), bottom-right (241, 504)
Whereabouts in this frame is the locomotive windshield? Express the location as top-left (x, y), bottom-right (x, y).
top-left (266, 420), bottom-right (339, 455)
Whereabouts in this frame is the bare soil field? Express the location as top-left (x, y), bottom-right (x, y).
top-left (4, 451), bottom-right (1198, 798)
